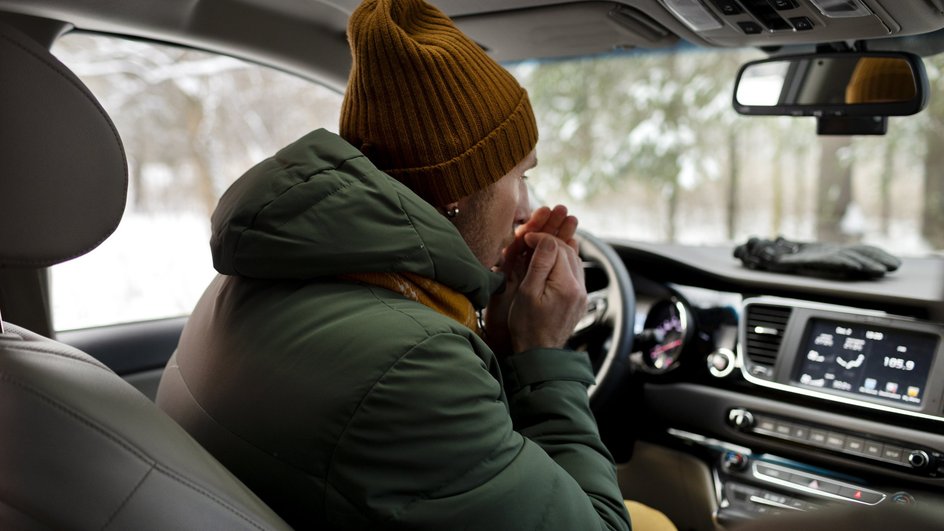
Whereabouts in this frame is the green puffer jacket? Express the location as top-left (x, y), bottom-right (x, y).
top-left (156, 129), bottom-right (631, 531)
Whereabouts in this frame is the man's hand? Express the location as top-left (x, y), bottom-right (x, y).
top-left (484, 206), bottom-right (579, 353)
top-left (503, 205), bottom-right (578, 277)
top-left (507, 232), bottom-right (587, 352)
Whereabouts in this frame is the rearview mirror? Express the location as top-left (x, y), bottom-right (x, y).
top-left (733, 52), bottom-right (929, 118)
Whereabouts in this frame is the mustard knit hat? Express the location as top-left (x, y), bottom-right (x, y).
top-left (340, 0), bottom-right (538, 207)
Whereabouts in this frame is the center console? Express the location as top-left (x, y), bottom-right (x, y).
top-left (639, 293), bottom-right (944, 527)
top-left (739, 297), bottom-right (944, 422)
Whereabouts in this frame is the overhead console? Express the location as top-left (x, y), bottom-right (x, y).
top-left (446, 1), bottom-right (944, 63)
top-left (657, 0), bottom-right (944, 47)
top-left (738, 296), bottom-right (944, 422)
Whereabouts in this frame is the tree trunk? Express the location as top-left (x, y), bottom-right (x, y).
top-left (771, 143), bottom-right (783, 237)
top-left (726, 128), bottom-right (739, 240)
top-left (184, 94), bottom-right (217, 217)
top-left (880, 139), bottom-right (895, 236)
top-left (816, 136), bottom-right (854, 243)
top-left (131, 155), bottom-right (146, 211)
top-left (666, 181), bottom-right (679, 243)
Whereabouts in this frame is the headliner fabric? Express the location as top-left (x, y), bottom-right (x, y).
top-left (0, 20), bottom-right (127, 268)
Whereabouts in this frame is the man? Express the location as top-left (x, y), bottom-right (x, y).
top-left (156, 0), bottom-right (638, 529)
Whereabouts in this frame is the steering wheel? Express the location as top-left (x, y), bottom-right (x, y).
top-left (572, 230), bottom-right (635, 404)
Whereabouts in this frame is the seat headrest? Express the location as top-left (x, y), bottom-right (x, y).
top-left (0, 20), bottom-right (127, 268)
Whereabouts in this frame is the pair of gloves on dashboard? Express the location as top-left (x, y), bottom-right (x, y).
top-left (734, 237), bottom-right (901, 280)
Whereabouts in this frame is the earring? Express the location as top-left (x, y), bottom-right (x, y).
top-left (446, 206), bottom-right (459, 218)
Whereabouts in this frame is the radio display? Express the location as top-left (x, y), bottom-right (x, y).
top-left (794, 319), bottom-right (939, 407)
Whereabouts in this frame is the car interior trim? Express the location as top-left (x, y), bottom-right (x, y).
top-left (750, 462), bottom-right (886, 505)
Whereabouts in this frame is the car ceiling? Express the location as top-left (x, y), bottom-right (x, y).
top-left (2, 0), bottom-right (944, 90)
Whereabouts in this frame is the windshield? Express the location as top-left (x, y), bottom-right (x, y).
top-left (509, 46), bottom-right (944, 256)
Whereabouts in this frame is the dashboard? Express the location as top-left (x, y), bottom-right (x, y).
top-left (601, 240), bottom-right (944, 528)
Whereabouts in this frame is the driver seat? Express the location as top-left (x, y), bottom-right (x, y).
top-left (0, 18), bottom-right (290, 530)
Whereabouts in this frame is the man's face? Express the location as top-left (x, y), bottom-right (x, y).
top-left (454, 150), bottom-right (535, 269)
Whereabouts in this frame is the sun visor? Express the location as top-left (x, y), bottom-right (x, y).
top-left (0, 20), bottom-right (127, 268)
top-left (454, 2), bottom-right (678, 62)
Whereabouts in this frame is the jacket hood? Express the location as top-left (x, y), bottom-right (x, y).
top-left (210, 129), bottom-right (503, 308)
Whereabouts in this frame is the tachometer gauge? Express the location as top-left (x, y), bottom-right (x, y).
top-left (640, 297), bottom-right (693, 372)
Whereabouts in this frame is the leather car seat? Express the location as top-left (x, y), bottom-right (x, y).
top-left (0, 18), bottom-right (291, 531)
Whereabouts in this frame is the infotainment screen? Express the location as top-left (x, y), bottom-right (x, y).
top-left (794, 319), bottom-right (939, 407)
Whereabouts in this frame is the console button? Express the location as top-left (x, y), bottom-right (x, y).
top-left (818, 480), bottom-right (841, 494)
top-left (801, 477), bottom-right (832, 493)
top-left (771, 0), bottom-right (798, 9)
top-left (844, 437), bottom-right (866, 455)
top-left (723, 451), bottom-right (749, 472)
top-left (838, 486), bottom-right (859, 500)
top-left (882, 445), bottom-right (905, 463)
top-left (713, 0), bottom-right (744, 15)
top-left (864, 441), bottom-right (883, 458)
top-left (762, 491), bottom-right (789, 505)
top-left (809, 429), bottom-right (828, 446)
top-left (790, 16), bottom-right (814, 30)
top-left (756, 417), bottom-right (777, 433)
top-left (908, 450), bottom-right (930, 469)
top-left (757, 464), bottom-right (789, 480)
top-left (788, 473), bottom-right (809, 486)
top-left (825, 432), bottom-right (846, 449)
top-left (892, 492), bottom-right (916, 505)
top-left (729, 408), bottom-right (756, 429)
top-left (837, 486), bottom-right (883, 504)
top-left (791, 425), bottom-right (810, 441)
top-left (774, 422), bottom-right (793, 437)
top-left (738, 21), bottom-right (763, 34)
top-left (858, 490), bottom-right (885, 505)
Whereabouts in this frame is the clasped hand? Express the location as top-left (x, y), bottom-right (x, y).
top-left (484, 205), bottom-right (588, 354)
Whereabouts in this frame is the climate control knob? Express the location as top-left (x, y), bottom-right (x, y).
top-left (908, 450), bottom-right (930, 469)
top-left (728, 408), bottom-right (755, 430)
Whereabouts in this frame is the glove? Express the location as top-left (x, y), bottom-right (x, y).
top-left (734, 237), bottom-right (901, 279)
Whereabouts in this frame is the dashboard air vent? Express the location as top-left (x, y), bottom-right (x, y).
top-left (744, 304), bottom-right (792, 368)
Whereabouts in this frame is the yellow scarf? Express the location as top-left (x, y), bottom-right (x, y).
top-left (341, 272), bottom-right (480, 334)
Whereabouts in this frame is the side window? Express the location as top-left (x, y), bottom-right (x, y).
top-left (50, 34), bottom-right (342, 331)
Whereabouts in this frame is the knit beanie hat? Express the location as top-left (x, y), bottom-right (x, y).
top-left (340, 0), bottom-right (538, 207)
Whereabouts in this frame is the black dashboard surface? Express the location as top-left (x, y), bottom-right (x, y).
top-left (611, 240), bottom-right (944, 316)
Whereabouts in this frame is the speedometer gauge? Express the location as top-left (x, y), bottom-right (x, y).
top-left (641, 297), bottom-right (692, 372)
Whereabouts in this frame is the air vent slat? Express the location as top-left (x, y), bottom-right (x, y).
top-left (744, 303), bottom-right (792, 369)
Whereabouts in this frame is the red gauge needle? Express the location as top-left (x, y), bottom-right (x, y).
top-left (650, 338), bottom-right (683, 356)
